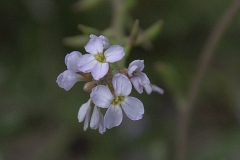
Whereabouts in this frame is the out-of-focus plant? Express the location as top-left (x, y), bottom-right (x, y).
top-left (155, 0), bottom-right (240, 159)
top-left (63, 0), bottom-right (164, 68)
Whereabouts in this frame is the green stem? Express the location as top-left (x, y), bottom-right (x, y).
top-left (118, 19), bottom-right (139, 68)
top-left (111, 0), bottom-right (125, 39)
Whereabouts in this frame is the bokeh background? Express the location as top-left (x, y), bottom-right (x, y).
top-left (1, 0), bottom-right (240, 159)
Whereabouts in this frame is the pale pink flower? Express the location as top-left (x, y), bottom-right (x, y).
top-left (78, 35), bottom-right (125, 80)
top-left (90, 73), bottom-right (144, 129)
top-left (127, 60), bottom-right (150, 94)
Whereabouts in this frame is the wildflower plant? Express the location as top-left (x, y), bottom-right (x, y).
top-left (57, 34), bottom-right (163, 134)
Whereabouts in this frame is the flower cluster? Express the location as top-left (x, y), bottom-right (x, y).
top-left (56, 34), bottom-right (164, 134)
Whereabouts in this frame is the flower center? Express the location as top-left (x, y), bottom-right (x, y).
top-left (94, 52), bottom-right (106, 63)
top-left (111, 95), bottom-right (125, 106)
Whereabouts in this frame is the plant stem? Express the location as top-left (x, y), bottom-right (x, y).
top-left (111, 0), bottom-right (125, 39)
top-left (175, 0), bottom-right (240, 160)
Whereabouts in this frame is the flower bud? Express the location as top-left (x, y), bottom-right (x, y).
top-left (83, 82), bottom-right (97, 93)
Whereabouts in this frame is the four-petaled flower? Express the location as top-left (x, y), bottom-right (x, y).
top-left (56, 51), bottom-right (85, 91)
top-left (127, 60), bottom-right (150, 93)
top-left (90, 73), bottom-right (144, 129)
top-left (77, 35), bottom-right (125, 80)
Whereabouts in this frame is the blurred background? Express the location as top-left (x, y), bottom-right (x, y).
top-left (1, 0), bottom-right (240, 159)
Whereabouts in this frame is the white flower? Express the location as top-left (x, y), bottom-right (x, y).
top-left (65, 51), bottom-right (82, 72)
top-left (77, 35), bottom-right (125, 80)
top-left (56, 70), bottom-right (84, 91)
top-left (144, 84), bottom-right (164, 95)
top-left (127, 60), bottom-right (150, 94)
top-left (90, 73), bottom-right (144, 129)
top-left (78, 99), bottom-right (106, 134)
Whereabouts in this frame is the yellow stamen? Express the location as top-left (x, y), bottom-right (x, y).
top-left (111, 95), bottom-right (125, 106)
top-left (94, 52), bottom-right (106, 63)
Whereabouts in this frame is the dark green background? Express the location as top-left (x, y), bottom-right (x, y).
top-left (1, 0), bottom-right (240, 159)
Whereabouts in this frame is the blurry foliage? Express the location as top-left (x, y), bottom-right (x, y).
top-left (0, 0), bottom-right (240, 160)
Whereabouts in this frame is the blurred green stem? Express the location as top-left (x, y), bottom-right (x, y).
top-left (111, 0), bottom-right (125, 39)
top-left (118, 19), bottom-right (139, 68)
top-left (175, 0), bottom-right (240, 160)
top-left (111, 0), bottom-right (126, 69)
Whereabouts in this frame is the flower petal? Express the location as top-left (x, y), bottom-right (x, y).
top-left (112, 73), bottom-right (132, 96)
top-left (65, 51), bottom-right (82, 72)
top-left (91, 62), bottom-right (109, 80)
top-left (89, 34), bottom-right (98, 39)
top-left (104, 105), bottom-right (123, 129)
top-left (136, 72), bottom-right (150, 85)
top-left (104, 45), bottom-right (125, 63)
top-left (98, 112), bottom-right (106, 134)
top-left (56, 70), bottom-right (84, 91)
top-left (128, 60), bottom-right (144, 72)
top-left (128, 65), bottom-right (138, 77)
top-left (143, 84), bottom-right (152, 94)
top-left (144, 84), bottom-right (164, 95)
top-left (121, 97), bottom-right (144, 120)
top-left (90, 85), bottom-right (113, 108)
top-left (78, 99), bottom-right (91, 122)
top-left (83, 107), bottom-right (91, 131)
top-left (130, 77), bottom-right (143, 94)
top-left (99, 35), bottom-right (110, 49)
top-left (77, 54), bottom-right (96, 73)
top-left (85, 37), bottom-right (103, 55)
top-left (151, 84), bottom-right (164, 94)
top-left (90, 106), bottom-right (100, 129)
top-left (90, 34), bottom-right (110, 49)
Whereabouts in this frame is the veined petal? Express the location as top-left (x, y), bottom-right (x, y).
top-left (104, 105), bottom-right (123, 129)
top-left (78, 99), bottom-right (91, 122)
top-left (85, 37), bottom-right (103, 55)
top-left (90, 106), bottom-right (100, 129)
top-left (99, 35), bottom-right (110, 49)
top-left (56, 70), bottom-right (84, 91)
top-left (135, 72), bottom-right (150, 85)
top-left (128, 60), bottom-right (144, 72)
top-left (90, 85), bottom-right (113, 108)
top-left (65, 51), bottom-right (82, 72)
top-left (98, 112), bottom-right (106, 134)
top-left (83, 107), bottom-right (91, 131)
top-left (77, 54), bottom-right (96, 73)
top-left (131, 77), bottom-right (143, 94)
top-left (90, 34), bottom-right (110, 49)
top-left (104, 45), bottom-right (125, 63)
top-left (121, 97), bottom-right (144, 120)
top-left (91, 62), bottom-right (109, 80)
top-left (112, 73), bottom-right (132, 96)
